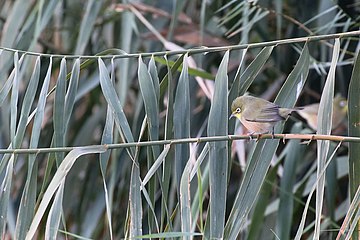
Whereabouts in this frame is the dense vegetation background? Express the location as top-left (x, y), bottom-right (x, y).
top-left (0, 0), bottom-right (359, 239)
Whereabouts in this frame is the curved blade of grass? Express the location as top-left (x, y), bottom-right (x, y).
top-left (228, 48), bottom-right (246, 135)
top-left (190, 142), bottom-right (210, 232)
top-left (98, 58), bottom-right (135, 154)
top-left (130, 160), bottom-right (142, 237)
top-left (180, 157), bottom-right (192, 240)
top-left (190, 143), bottom-right (209, 180)
top-left (237, 46), bottom-right (274, 95)
top-left (99, 59), bottom-right (116, 240)
top-left (129, 118), bottom-right (148, 238)
top-left (0, 155), bottom-right (14, 238)
top-left (142, 144), bottom-right (171, 186)
top-left (346, 46), bottom-right (360, 240)
top-left (344, 206), bottom-right (360, 240)
top-left (248, 165), bottom-right (277, 240)
top-left (25, 146), bottom-right (106, 240)
top-left (207, 50), bottom-right (229, 239)
top-left (191, 148), bottom-right (209, 232)
top-left (314, 38), bottom-right (339, 239)
top-left (161, 55), bottom-right (176, 231)
top-left (295, 142), bottom-right (341, 240)
top-left (74, 0), bottom-right (102, 54)
top-left (140, 182), bottom-right (160, 233)
top-left (45, 181), bottom-right (64, 240)
top-left (53, 58), bottom-right (67, 163)
top-left (154, 56), bottom-right (214, 80)
top-left (336, 186), bottom-right (360, 239)
top-left (173, 54), bottom-right (190, 190)
top-left (224, 43), bottom-right (309, 239)
top-left (138, 56), bottom-right (160, 157)
top-left (159, 54), bottom-right (184, 98)
top-left (10, 52), bottom-right (19, 142)
top-left (0, 0), bottom-right (31, 48)
top-left (0, 54), bottom-right (24, 107)
top-left (13, 57), bottom-right (41, 147)
top-left (15, 57), bottom-right (52, 240)
top-left (64, 58), bottom-right (80, 127)
top-left (117, 7), bottom-right (134, 104)
top-left (276, 123), bottom-right (303, 239)
top-left (148, 56), bottom-right (160, 102)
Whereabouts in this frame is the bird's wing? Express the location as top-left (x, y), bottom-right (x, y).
top-left (245, 105), bottom-right (284, 122)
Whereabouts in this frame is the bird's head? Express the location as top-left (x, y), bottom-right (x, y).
top-left (229, 96), bottom-right (246, 120)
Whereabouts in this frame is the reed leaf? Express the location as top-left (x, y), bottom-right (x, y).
top-left (207, 50), bottom-right (229, 238)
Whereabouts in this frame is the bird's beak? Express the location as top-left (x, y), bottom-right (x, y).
top-left (229, 113), bottom-right (235, 120)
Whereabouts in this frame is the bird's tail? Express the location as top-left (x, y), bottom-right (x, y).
top-left (279, 107), bottom-right (303, 118)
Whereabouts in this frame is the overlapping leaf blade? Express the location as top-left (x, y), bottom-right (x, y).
top-left (346, 44), bottom-right (360, 240)
top-left (173, 54), bottom-right (191, 190)
top-left (25, 146), bottom-right (106, 240)
top-left (207, 50), bottom-right (229, 238)
top-left (314, 38), bottom-right (339, 239)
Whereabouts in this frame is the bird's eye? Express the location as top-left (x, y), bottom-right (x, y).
top-left (339, 100), bottom-right (347, 108)
top-left (236, 107), bottom-right (241, 113)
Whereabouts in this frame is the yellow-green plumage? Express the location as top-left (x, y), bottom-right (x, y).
top-left (230, 96), bottom-right (297, 134)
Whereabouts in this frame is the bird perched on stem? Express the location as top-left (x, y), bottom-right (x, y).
top-left (297, 94), bottom-right (347, 131)
top-left (229, 95), bottom-right (299, 136)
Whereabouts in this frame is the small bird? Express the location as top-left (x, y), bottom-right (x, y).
top-left (297, 95), bottom-right (347, 131)
top-left (229, 95), bottom-right (299, 135)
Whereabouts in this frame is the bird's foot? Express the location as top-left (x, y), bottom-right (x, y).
top-left (256, 134), bottom-right (263, 142)
top-left (247, 132), bottom-right (255, 141)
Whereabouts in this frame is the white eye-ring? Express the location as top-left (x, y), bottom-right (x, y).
top-left (235, 107), bottom-right (241, 113)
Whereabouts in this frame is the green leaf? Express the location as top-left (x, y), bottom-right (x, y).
top-left (0, 155), bottom-right (14, 238)
top-left (10, 52), bottom-right (20, 142)
top-left (98, 58), bottom-right (134, 153)
top-left (15, 57), bottom-right (52, 240)
top-left (207, 50), bottom-right (229, 238)
top-left (142, 145), bottom-right (171, 186)
top-left (161, 55), bottom-right (177, 231)
top-left (347, 43), bottom-right (360, 240)
top-left (159, 55), bottom-right (185, 98)
top-left (173, 54), bottom-right (191, 190)
top-left (336, 186), bottom-right (360, 239)
top-left (99, 59), bottom-right (116, 240)
top-left (53, 58), bottom-right (67, 162)
top-left (314, 38), bottom-right (340, 239)
top-left (14, 57), bottom-right (41, 148)
top-left (191, 144), bottom-right (210, 232)
top-left (248, 165), bottom-right (277, 240)
top-left (0, 55), bottom-right (24, 107)
top-left (64, 58), bottom-right (80, 127)
top-left (180, 152), bottom-right (192, 239)
top-left (25, 146), bottom-right (106, 240)
top-left (225, 43), bottom-right (309, 239)
top-left (130, 162), bottom-right (142, 237)
top-left (154, 56), bottom-right (215, 80)
top-left (74, 0), bottom-right (103, 54)
top-left (45, 182), bottom-right (64, 240)
top-left (294, 142), bottom-right (342, 240)
top-left (276, 123), bottom-right (303, 239)
top-left (138, 56), bottom-right (160, 156)
top-left (148, 56), bottom-right (160, 102)
top-left (238, 46), bottom-right (274, 95)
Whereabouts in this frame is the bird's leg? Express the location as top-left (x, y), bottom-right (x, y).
top-left (271, 126), bottom-right (275, 139)
top-left (247, 132), bottom-right (255, 141)
top-left (256, 134), bottom-right (262, 142)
